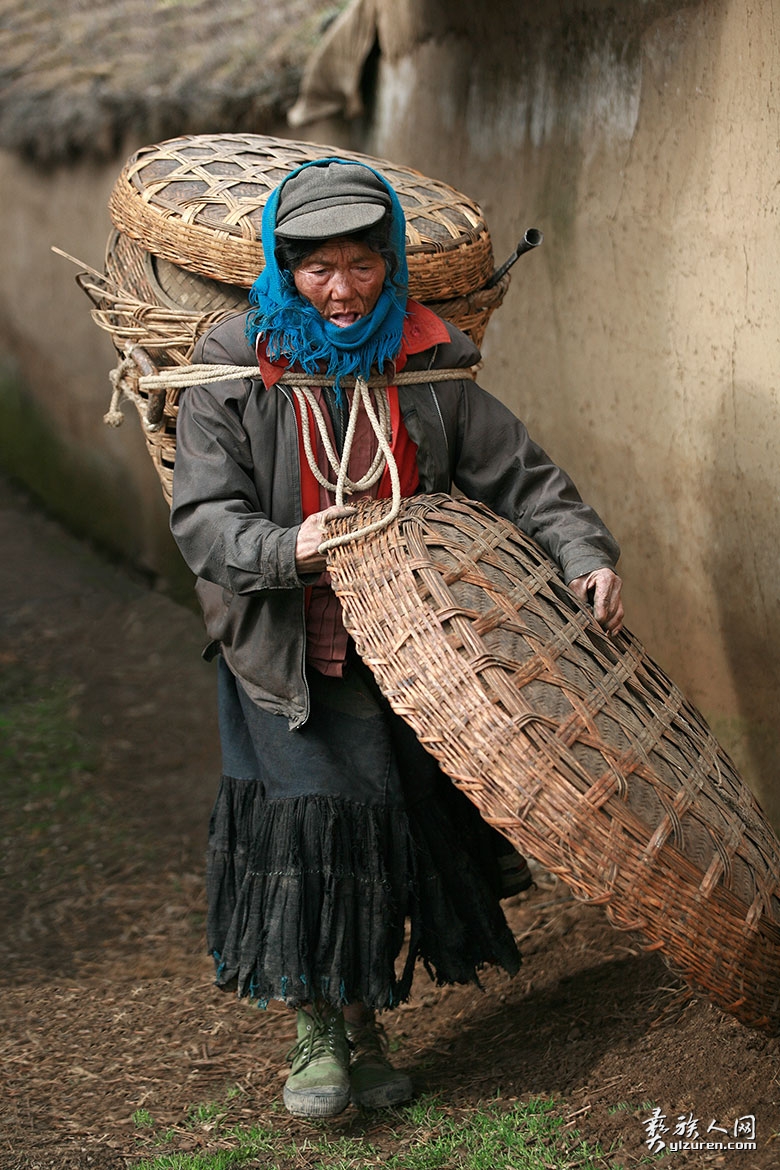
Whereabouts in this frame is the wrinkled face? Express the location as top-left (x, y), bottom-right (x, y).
top-left (292, 237), bottom-right (386, 328)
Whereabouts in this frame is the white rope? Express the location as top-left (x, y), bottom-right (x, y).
top-left (133, 364), bottom-right (476, 393)
top-left (292, 377), bottom-right (401, 551)
top-left (139, 364), bottom-right (261, 391)
top-left (104, 356), bottom-right (145, 427)
top-left (103, 356), bottom-right (478, 546)
top-left (293, 384), bottom-right (389, 495)
top-left (103, 360), bottom-right (477, 429)
top-left (327, 376), bottom-right (401, 550)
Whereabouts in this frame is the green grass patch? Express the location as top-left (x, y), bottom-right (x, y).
top-left (0, 667), bottom-right (99, 850)
top-left (130, 1092), bottom-right (622, 1170)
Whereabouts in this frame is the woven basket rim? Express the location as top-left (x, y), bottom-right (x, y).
top-left (107, 133), bottom-right (496, 296)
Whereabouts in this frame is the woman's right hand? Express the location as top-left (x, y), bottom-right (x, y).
top-left (295, 505), bottom-right (356, 574)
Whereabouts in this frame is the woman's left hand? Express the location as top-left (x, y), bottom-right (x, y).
top-left (569, 568), bottom-right (624, 635)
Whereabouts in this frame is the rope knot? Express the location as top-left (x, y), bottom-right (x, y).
top-left (103, 356), bottom-right (141, 427)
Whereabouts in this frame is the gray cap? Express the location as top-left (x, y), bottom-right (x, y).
top-left (275, 161), bottom-right (391, 240)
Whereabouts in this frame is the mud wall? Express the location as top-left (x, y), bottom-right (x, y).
top-left (0, 0), bottom-right (776, 820)
top-left (0, 142), bottom-right (189, 586)
top-left (356, 0), bottom-right (778, 819)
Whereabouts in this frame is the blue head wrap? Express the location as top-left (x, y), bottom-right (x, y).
top-left (246, 158), bottom-right (409, 401)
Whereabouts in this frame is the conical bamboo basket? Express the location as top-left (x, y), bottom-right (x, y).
top-left (324, 494), bottom-right (780, 1035)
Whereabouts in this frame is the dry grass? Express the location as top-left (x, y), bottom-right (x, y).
top-left (0, 0), bottom-right (348, 163)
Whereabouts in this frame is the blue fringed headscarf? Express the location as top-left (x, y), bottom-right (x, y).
top-left (245, 158), bottom-right (408, 401)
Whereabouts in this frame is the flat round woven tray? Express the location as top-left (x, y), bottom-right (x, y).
top-left (325, 494), bottom-right (780, 1033)
top-left (108, 133), bottom-right (495, 299)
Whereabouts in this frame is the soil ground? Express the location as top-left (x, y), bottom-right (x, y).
top-left (1, 474), bottom-right (778, 1170)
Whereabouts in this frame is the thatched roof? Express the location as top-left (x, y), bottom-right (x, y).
top-left (0, 0), bottom-right (349, 165)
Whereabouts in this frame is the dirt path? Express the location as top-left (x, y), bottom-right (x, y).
top-left (1, 475), bottom-right (778, 1170)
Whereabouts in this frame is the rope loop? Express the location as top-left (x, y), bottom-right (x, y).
top-left (292, 375), bottom-right (401, 551)
top-left (103, 357), bottom-right (477, 547)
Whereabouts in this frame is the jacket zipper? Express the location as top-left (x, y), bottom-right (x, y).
top-left (426, 346), bottom-right (450, 463)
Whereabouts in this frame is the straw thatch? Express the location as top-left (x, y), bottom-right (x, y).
top-left (0, 0), bottom-right (349, 164)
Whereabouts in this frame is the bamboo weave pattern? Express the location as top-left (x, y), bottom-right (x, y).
top-left (108, 133), bottom-right (495, 298)
top-left (74, 135), bottom-right (515, 504)
top-left (325, 494), bottom-right (780, 1034)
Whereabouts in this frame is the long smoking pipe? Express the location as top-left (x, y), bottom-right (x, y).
top-left (484, 227), bottom-right (543, 288)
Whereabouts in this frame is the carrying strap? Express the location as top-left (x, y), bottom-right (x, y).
top-left (104, 352), bottom-right (476, 549)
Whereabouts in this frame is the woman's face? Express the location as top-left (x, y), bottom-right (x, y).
top-left (292, 237), bottom-right (386, 328)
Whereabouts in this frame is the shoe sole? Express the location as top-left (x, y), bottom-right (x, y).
top-left (351, 1076), bottom-right (414, 1109)
top-left (283, 1085), bottom-right (350, 1118)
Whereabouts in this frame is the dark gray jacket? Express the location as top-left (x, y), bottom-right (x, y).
top-left (170, 310), bottom-right (620, 727)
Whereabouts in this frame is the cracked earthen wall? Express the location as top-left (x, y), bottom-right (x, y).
top-left (350, 0), bottom-right (778, 819)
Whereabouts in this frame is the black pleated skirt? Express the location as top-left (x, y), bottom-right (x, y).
top-left (208, 652), bottom-right (521, 1010)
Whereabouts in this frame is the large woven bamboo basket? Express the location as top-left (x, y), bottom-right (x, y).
top-left (108, 133), bottom-right (498, 299)
top-left (324, 494), bottom-right (780, 1034)
top-left (75, 231), bottom-right (250, 498)
top-left (77, 134), bottom-right (516, 504)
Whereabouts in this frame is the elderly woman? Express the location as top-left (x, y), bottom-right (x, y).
top-left (170, 159), bottom-right (623, 1118)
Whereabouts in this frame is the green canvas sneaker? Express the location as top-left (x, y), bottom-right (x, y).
top-left (283, 1004), bottom-right (351, 1118)
top-left (345, 1013), bottom-right (413, 1108)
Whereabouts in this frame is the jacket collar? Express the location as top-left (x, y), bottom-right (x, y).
top-left (256, 300), bottom-right (450, 387)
